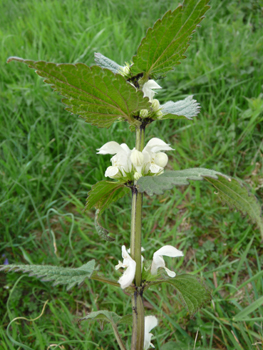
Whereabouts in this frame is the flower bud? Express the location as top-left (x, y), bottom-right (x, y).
top-left (139, 109), bottom-right (149, 118)
top-left (120, 64), bottom-right (130, 77)
top-left (151, 99), bottom-right (160, 111)
top-left (156, 110), bottom-right (163, 119)
top-left (154, 152), bottom-right (168, 168)
top-left (130, 149), bottom-right (144, 167)
top-left (134, 172), bottom-right (142, 181)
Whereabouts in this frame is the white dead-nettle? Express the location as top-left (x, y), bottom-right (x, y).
top-left (142, 138), bottom-right (173, 174)
top-left (142, 80), bottom-right (162, 102)
top-left (115, 245), bottom-right (136, 289)
top-left (97, 138), bottom-right (173, 179)
top-left (150, 245), bottom-right (184, 277)
top-left (97, 141), bottom-right (132, 178)
top-left (144, 316), bottom-right (158, 349)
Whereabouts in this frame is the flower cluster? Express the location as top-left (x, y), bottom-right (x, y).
top-left (97, 137), bottom-right (173, 180)
top-left (115, 245), bottom-right (183, 289)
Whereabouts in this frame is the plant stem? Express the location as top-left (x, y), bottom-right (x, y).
top-left (130, 125), bottom-right (145, 350)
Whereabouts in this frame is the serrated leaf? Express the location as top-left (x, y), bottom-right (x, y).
top-left (7, 57), bottom-right (150, 128)
top-left (160, 95), bottom-right (200, 120)
top-left (149, 274), bottom-right (211, 315)
top-left (0, 260), bottom-right (95, 291)
top-left (80, 310), bottom-right (132, 326)
top-left (137, 169), bottom-right (263, 238)
top-left (137, 168), bottom-right (230, 196)
top-left (95, 209), bottom-right (114, 242)
top-left (86, 180), bottom-right (130, 212)
top-left (204, 175), bottom-right (263, 239)
top-left (131, 0), bottom-right (210, 77)
top-left (94, 53), bottom-right (122, 74)
top-left (80, 310), bottom-right (121, 324)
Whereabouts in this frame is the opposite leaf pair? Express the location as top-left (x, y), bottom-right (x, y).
top-left (115, 245), bottom-right (183, 289)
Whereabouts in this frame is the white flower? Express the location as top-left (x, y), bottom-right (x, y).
top-left (142, 80), bottom-right (162, 102)
top-left (144, 316), bottom-right (158, 349)
top-left (150, 245), bottom-right (183, 277)
top-left (142, 138), bottom-right (173, 174)
top-left (115, 245), bottom-right (136, 289)
top-left (98, 137), bottom-right (173, 179)
top-left (97, 141), bottom-right (132, 179)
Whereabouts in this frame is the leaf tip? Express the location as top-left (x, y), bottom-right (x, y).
top-left (7, 56), bottom-right (24, 64)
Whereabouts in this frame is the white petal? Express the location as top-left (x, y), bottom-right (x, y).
top-left (105, 166), bottom-right (120, 178)
top-left (131, 149), bottom-right (145, 167)
top-left (144, 138), bottom-right (173, 153)
top-left (144, 316), bottom-right (158, 350)
top-left (154, 245), bottom-right (184, 258)
top-left (153, 152), bottom-right (168, 168)
top-left (164, 267), bottom-right (176, 278)
top-left (118, 260), bottom-right (136, 289)
top-left (144, 80), bottom-right (162, 90)
top-left (97, 141), bottom-right (123, 155)
top-left (116, 246), bottom-right (136, 289)
top-left (149, 163), bottom-right (163, 174)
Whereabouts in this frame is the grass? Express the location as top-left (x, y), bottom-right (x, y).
top-left (0, 0), bottom-right (263, 349)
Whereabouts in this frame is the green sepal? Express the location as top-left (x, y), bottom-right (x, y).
top-left (7, 57), bottom-right (150, 128)
top-left (137, 168), bottom-right (263, 238)
top-left (85, 180), bottom-right (130, 212)
top-left (131, 0), bottom-right (210, 78)
top-left (146, 274), bottom-right (211, 315)
top-left (0, 260), bottom-right (96, 291)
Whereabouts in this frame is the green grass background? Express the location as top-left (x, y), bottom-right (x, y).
top-left (0, 0), bottom-right (263, 349)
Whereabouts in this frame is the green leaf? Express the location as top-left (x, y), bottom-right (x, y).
top-left (137, 168), bottom-right (230, 196)
top-left (80, 310), bottom-right (132, 326)
top-left (131, 0), bottom-right (210, 78)
top-left (149, 274), bottom-right (211, 315)
top-left (160, 95), bottom-right (200, 120)
top-left (94, 53), bottom-right (122, 74)
top-left (137, 169), bottom-right (263, 238)
top-left (204, 176), bottom-right (263, 239)
top-left (86, 180), bottom-right (130, 212)
top-left (7, 57), bottom-right (150, 128)
top-left (233, 296), bottom-right (263, 322)
top-left (80, 310), bottom-right (128, 350)
top-left (80, 310), bottom-right (121, 324)
top-left (0, 260), bottom-right (96, 291)
top-left (95, 209), bottom-right (114, 242)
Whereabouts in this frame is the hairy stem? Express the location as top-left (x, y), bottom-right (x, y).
top-left (130, 126), bottom-right (145, 350)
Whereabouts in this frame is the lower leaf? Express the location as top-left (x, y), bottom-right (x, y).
top-left (147, 274), bottom-right (211, 315)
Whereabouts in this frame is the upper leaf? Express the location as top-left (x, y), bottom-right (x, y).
top-left (85, 180), bottom-right (130, 212)
top-left (131, 0), bottom-right (210, 78)
top-left (7, 57), bottom-right (150, 128)
top-left (0, 260), bottom-right (95, 291)
top-left (137, 168), bottom-right (230, 196)
top-left (148, 274), bottom-right (211, 314)
top-left (94, 53), bottom-right (122, 74)
top-left (160, 95), bottom-right (200, 120)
